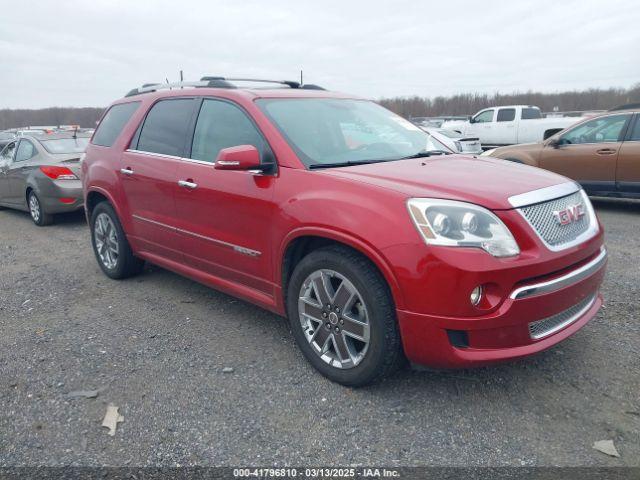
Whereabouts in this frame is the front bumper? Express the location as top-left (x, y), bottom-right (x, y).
top-left (396, 246), bottom-right (607, 368)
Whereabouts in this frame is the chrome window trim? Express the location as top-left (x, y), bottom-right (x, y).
top-left (508, 182), bottom-right (579, 208)
top-left (510, 246), bottom-right (606, 300)
top-left (516, 189), bottom-right (599, 252)
top-left (125, 149), bottom-right (182, 160)
top-left (528, 294), bottom-right (597, 340)
top-left (131, 214), bottom-right (261, 257)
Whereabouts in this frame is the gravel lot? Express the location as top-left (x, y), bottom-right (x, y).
top-left (0, 198), bottom-right (638, 467)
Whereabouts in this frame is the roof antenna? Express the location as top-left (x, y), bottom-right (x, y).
top-left (180, 70), bottom-right (184, 89)
top-left (300, 69), bottom-right (303, 86)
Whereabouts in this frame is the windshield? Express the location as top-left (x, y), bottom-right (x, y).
top-left (40, 137), bottom-right (89, 154)
top-left (257, 98), bottom-right (450, 167)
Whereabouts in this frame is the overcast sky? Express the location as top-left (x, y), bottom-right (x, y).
top-left (0, 0), bottom-right (638, 109)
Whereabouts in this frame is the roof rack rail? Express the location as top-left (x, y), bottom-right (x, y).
top-left (125, 76), bottom-right (325, 97)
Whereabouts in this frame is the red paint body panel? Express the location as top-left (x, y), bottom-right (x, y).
top-left (82, 86), bottom-right (606, 369)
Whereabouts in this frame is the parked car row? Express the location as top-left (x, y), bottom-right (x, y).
top-left (443, 105), bottom-right (585, 147)
top-left (483, 107), bottom-right (640, 199)
top-left (1, 78), bottom-right (620, 386)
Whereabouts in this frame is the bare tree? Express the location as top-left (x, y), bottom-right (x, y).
top-left (379, 85), bottom-right (640, 118)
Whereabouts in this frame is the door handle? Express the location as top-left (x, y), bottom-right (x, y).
top-left (596, 149), bottom-right (616, 155)
top-left (120, 168), bottom-right (134, 175)
top-left (178, 179), bottom-right (198, 190)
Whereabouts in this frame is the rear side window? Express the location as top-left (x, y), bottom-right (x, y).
top-left (92, 102), bottom-right (140, 147)
top-left (137, 99), bottom-right (195, 157)
top-left (521, 108), bottom-right (542, 119)
top-left (191, 99), bottom-right (269, 163)
top-left (497, 108), bottom-right (516, 122)
top-left (628, 116), bottom-right (640, 141)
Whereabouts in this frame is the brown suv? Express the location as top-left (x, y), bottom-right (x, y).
top-left (485, 108), bottom-right (640, 199)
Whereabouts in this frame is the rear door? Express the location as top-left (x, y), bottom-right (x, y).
top-left (616, 114), bottom-right (640, 194)
top-left (120, 97), bottom-right (196, 262)
top-left (5, 139), bottom-right (39, 206)
top-left (173, 98), bottom-right (277, 296)
top-left (493, 107), bottom-right (517, 145)
top-left (0, 141), bottom-right (16, 204)
top-left (538, 113), bottom-right (632, 193)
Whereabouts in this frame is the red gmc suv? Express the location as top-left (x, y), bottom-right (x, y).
top-left (82, 77), bottom-right (607, 386)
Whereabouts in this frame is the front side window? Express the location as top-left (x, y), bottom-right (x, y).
top-left (474, 110), bottom-right (494, 123)
top-left (93, 102), bottom-right (140, 147)
top-left (560, 114), bottom-right (630, 145)
top-left (0, 142), bottom-right (16, 163)
top-left (136, 99), bottom-right (195, 157)
top-left (497, 108), bottom-right (516, 122)
top-left (257, 98), bottom-right (449, 167)
top-left (191, 99), bottom-right (269, 163)
top-left (15, 140), bottom-right (37, 162)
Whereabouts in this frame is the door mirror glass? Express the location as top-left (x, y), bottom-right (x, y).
top-left (215, 145), bottom-right (261, 170)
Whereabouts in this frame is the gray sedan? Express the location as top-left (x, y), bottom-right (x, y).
top-left (0, 133), bottom-right (89, 226)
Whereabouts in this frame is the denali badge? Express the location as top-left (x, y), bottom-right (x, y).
top-left (553, 203), bottom-right (585, 226)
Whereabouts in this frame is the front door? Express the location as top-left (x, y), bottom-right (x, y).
top-left (0, 141), bottom-right (16, 204)
top-left (467, 109), bottom-right (495, 145)
top-left (120, 97), bottom-right (196, 262)
top-left (617, 114), bottom-right (640, 194)
top-left (539, 113), bottom-right (632, 193)
top-left (173, 98), bottom-right (277, 296)
top-left (6, 139), bottom-right (39, 206)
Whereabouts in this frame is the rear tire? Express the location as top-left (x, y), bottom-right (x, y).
top-left (90, 201), bottom-right (144, 279)
top-left (286, 245), bottom-right (403, 387)
top-left (28, 191), bottom-right (53, 226)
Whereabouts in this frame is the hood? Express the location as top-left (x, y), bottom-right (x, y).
top-left (319, 155), bottom-right (569, 210)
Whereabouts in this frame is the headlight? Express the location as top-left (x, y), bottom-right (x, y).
top-left (481, 148), bottom-right (495, 156)
top-left (407, 198), bottom-right (520, 257)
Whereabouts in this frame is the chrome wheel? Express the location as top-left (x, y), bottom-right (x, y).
top-left (298, 269), bottom-right (370, 369)
top-left (94, 213), bottom-right (119, 270)
top-left (29, 194), bottom-right (41, 223)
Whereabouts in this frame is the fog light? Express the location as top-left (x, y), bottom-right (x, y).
top-left (470, 285), bottom-right (483, 306)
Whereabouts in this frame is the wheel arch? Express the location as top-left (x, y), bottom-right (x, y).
top-left (278, 228), bottom-right (405, 313)
top-left (85, 186), bottom-right (121, 223)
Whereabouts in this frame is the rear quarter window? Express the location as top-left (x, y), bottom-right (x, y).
top-left (92, 102), bottom-right (140, 147)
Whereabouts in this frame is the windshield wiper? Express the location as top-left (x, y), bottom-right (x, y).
top-left (401, 150), bottom-right (452, 159)
top-left (308, 159), bottom-right (388, 169)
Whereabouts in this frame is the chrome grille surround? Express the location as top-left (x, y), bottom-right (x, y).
top-left (510, 184), bottom-right (599, 251)
top-left (528, 294), bottom-right (596, 340)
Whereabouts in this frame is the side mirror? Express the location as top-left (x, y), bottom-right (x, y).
top-left (215, 145), bottom-right (261, 171)
top-left (468, 117), bottom-right (476, 124)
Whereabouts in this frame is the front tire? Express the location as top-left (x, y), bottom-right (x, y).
top-left (28, 191), bottom-right (53, 226)
top-left (90, 202), bottom-right (144, 279)
top-left (287, 245), bottom-right (403, 387)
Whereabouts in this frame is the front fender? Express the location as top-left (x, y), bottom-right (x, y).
top-left (277, 226), bottom-right (406, 310)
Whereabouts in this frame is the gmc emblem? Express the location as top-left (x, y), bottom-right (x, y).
top-left (553, 203), bottom-right (585, 226)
